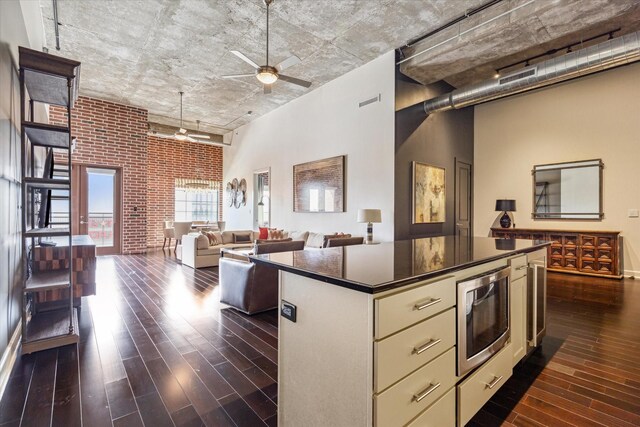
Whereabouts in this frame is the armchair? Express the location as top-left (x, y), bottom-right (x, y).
top-left (162, 220), bottom-right (175, 250)
top-left (325, 236), bottom-right (364, 247)
top-left (173, 221), bottom-right (193, 252)
top-left (219, 240), bottom-right (305, 315)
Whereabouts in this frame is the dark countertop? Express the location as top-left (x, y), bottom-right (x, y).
top-left (37, 234), bottom-right (96, 248)
top-left (250, 236), bottom-right (549, 294)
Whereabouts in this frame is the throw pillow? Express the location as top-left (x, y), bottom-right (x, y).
top-left (259, 227), bottom-right (269, 240)
top-left (201, 231), bottom-right (215, 246)
top-left (196, 234), bottom-right (209, 250)
top-left (233, 232), bottom-right (252, 243)
top-left (212, 231), bottom-right (223, 245)
top-left (289, 230), bottom-right (309, 242)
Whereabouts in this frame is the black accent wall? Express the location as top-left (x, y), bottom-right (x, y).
top-left (394, 70), bottom-right (474, 240)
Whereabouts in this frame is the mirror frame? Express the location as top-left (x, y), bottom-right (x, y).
top-left (531, 159), bottom-right (604, 220)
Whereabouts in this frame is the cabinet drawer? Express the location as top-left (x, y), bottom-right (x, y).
top-left (549, 256), bottom-right (563, 269)
top-left (375, 277), bottom-right (455, 339)
top-left (580, 234), bottom-right (596, 247)
top-left (564, 257), bottom-right (578, 270)
top-left (549, 234), bottom-right (563, 245)
top-left (564, 246), bottom-right (577, 258)
top-left (564, 234), bottom-right (579, 246)
top-left (581, 247), bottom-right (595, 260)
top-left (458, 343), bottom-right (512, 426)
top-left (374, 308), bottom-right (455, 393)
top-left (406, 387), bottom-right (455, 427)
top-left (509, 255), bottom-right (527, 281)
top-left (597, 249), bottom-right (612, 262)
top-left (597, 236), bottom-right (614, 249)
top-left (375, 347), bottom-right (456, 427)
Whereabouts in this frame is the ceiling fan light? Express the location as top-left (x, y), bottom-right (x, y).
top-left (256, 70), bottom-right (278, 85)
top-left (175, 133), bottom-right (188, 141)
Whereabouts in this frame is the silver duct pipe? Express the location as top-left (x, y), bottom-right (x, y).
top-left (423, 31), bottom-right (640, 114)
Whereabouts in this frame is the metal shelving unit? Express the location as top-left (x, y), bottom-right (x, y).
top-left (19, 46), bottom-right (81, 354)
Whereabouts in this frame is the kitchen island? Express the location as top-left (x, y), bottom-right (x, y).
top-left (251, 236), bottom-right (549, 427)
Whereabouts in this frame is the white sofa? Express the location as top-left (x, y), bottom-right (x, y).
top-left (182, 229), bottom-right (360, 269)
top-left (182, 230), bottom-right (257, 268)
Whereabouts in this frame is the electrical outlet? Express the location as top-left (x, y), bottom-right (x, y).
top-left (629, 209), bottom-right (639, 218)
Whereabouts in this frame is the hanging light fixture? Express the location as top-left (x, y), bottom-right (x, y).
top-left (175, 91), bottom-right (188, 141)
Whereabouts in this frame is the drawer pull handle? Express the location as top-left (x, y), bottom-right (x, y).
top-left (485, 375), bottom-right (504, 390)
top-left (412, 382), bottom-right (441, 403)
top-left (515, 265), bottom-right (527, 271)
top-left (412, 338), bottom-right (442, 355)
top-left (414, 298), bottom-right (442, 311)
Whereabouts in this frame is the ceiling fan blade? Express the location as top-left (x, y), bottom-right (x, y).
top-left (278, 74), bottom-right (312, 88)
top-left (178, 128), bottom-right (188, 134)
top-left (264, 84), bottom-right (272, 94)
top-left (151, 132), bottom-right (176, 139)
top-left (276, 55), bottom-right (301, 72)
top-left (188, 134), bottom-right (210, 139)
top-left (186, 136), bottom-right (198, 143)
top-left (221, 73), bottom-right (256, 78)
top-left (230, 50), bottom-right (260, 69)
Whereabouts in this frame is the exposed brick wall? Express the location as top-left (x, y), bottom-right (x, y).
top-left (147, 136), bottom-right (223, 248)
top-left (50, 96), bottom-right (224, 252)
top-left (50, 97), bottom-right (148, 254)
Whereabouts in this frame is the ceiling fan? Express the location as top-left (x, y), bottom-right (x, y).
top-left (222, 0), bottom-right (312, 94)
top-left (158, 91), bottom-right (211, 142)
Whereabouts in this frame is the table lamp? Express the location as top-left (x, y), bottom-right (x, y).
top-left (357, 209), bottom-right (382, 244)
top-left (495, 199), bottom-right (516, 228)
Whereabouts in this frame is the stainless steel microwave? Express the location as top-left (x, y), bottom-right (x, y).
top-left (457, 266), bottom-right (511, 376)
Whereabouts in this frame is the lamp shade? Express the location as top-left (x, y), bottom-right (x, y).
top-left (495, 199), bottom-right (516, 212)
top-left (357, 209), bottom-right (381, 223)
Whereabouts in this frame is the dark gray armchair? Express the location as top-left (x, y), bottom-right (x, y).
top-left (219, 240), bottom-right (305, 315)
top-left (325, 236), bottom-right (364, 247)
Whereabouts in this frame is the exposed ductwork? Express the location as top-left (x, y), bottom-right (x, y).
top-left (422, 31), bottom-right (640, 115)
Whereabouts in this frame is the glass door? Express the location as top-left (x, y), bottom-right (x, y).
top-left (73, 165), bottom-right (121, 255)
top-left (254, 169), bottom-right (270, 229)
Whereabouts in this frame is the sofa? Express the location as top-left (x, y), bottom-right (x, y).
top-left (219, 240), bottom-right (306, 314)
top-left (182, 230), bottom-right (258, 268)
top-left (181, 229), bottom-right (363, 269)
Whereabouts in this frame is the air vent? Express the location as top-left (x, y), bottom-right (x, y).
top-left (499, 67), bottom-right (536, 85)
top-left (359, 94), bottom-right (381, 108)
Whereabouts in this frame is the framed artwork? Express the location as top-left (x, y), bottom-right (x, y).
top-left (293, 155), bottom-right (345, 213)
top-left (412, 162), bottom-right (445, 224)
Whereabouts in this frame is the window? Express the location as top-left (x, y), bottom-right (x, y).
top-left (175, 179), bottom-right (220, 221)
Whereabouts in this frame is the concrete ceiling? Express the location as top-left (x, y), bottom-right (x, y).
top-left (399, 0), bottom-right (640, 88)
top-left (39, 0), bottom-right (487, 134)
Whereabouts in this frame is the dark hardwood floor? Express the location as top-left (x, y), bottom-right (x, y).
top-left (1, 251), bottom-right (638, 426)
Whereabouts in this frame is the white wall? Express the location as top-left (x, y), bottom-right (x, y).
top-left (223, 51), bottom-right (395, 242)
top-left (474, 62), bottom-right (640, 276)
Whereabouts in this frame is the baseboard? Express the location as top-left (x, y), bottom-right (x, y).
top-left (0, 323), bottom-right (21, 402)
top-left (623, 269), bottom-right (639, 279)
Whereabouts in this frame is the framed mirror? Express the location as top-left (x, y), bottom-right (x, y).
top-left (532, 159), bottom-right (603, 220)
top-left (254, 168), bottom-right (270, 228)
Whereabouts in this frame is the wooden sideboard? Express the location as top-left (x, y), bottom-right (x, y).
top-left (491, 228), bottom-right (622, 279)
top-left (32, 235), bottom-right (97, 309)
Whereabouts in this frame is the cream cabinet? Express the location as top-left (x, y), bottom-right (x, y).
top-left (457, 343), bottom-right (513, 426)
top-left (277, 251), bottom-right (538, 427)
top-left (509, 255), bottom-right (528, 367)
top-left (510, 276), bottom-right (527, 366)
